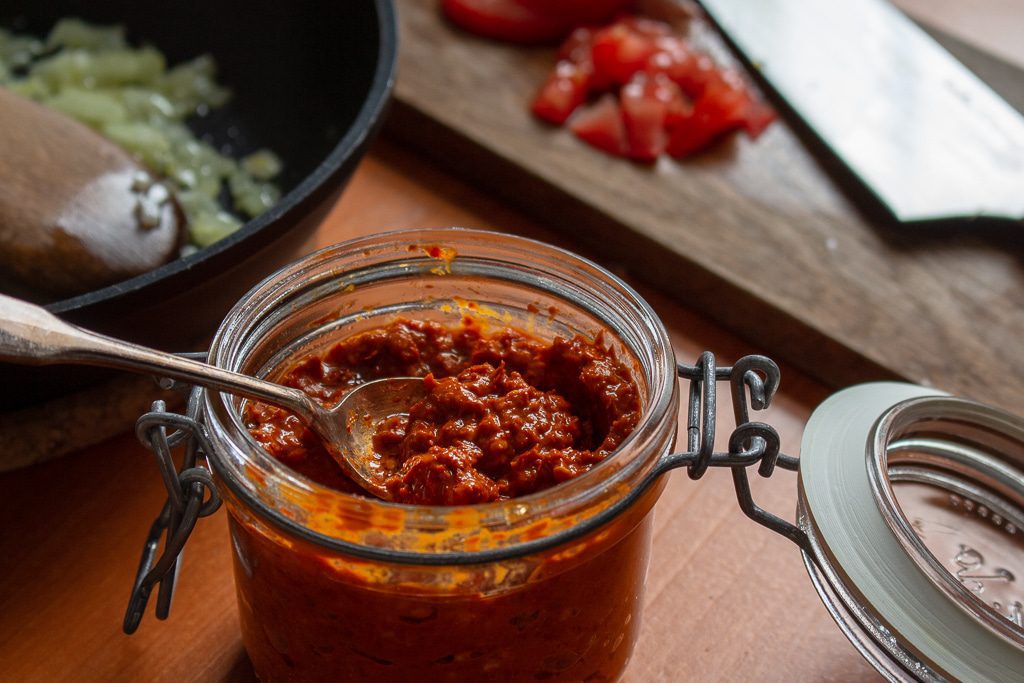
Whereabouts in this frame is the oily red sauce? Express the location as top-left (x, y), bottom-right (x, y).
top-left (244, 318), bottom-right (640, 505)
top-left (229, 489), bottom-right (661, 682)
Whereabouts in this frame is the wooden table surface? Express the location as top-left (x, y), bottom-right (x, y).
top-left (1, 2), bottom-right (1018, 680)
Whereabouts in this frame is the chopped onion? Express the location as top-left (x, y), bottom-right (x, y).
top-left (0, 18), bottom-right (283, 250)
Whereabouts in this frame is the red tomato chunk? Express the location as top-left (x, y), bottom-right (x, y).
top-left (528, 14), bottom-right (775, 161)
top-left (569, 94), bottom-right (628, 156)
top-left (442, 0), bottom-right (634, 44)
top-left (441, 0), bottom-right (573, 43)
top-left (531, 60), bottom-right (592, 124)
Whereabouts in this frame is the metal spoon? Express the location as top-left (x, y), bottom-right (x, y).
top-left (0, 293), bottom-right (425, 499)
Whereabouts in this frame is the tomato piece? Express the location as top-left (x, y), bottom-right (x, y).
top-left (569, 94), bottom-right (628, 156)
top-left (665, 79), bottom-right (750, 157)
top-left (706, 70), bottom-right (777, 138)
top-left (557, 27), bottom-right (615, 92)
top-left (441, 0), bottom-right (574, 43)
top-left (741, 97), bottom-right (777, 138)
top-left (517, 0), bottom-right (636, 24)
top-left (620, 72), bottom-right (688, 161)
top-left (531, 60), bottom-right (592, 124)
top-left (590, 22), bottom-right (661, 84)
top-left (557, 26), bottom-right (597, 62)
top-left (654, 46), bottom-right (719, 98)
top-left (617, 15), bottom-right (672, 39)
top-left (664, 88), bottom-right (694, 128)
top-left (512, 6), bottom-right (776, 158)
top-left (621, 77), bottom-right (665, 161)
top-left (645, 37), bottom-right (693, 78)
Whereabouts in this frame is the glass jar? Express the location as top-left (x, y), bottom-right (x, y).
top-left (200, 228), bottom-right (680, 682)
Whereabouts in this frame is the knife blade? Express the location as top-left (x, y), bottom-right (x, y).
top-left (698, 0), bottom-right (1024, 225)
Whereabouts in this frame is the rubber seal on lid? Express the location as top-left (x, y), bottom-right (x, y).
top-left (868, 395), bottom-right (1024, 649)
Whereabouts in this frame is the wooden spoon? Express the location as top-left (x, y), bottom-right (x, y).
top-left (0, 87), bottom-right (184, 300)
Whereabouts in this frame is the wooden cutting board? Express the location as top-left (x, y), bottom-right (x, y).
top-left (388, 1), bottom-right (1024, 412)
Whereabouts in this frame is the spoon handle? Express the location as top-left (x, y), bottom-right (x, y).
top-left (0, 293), bottom-right (316, 421)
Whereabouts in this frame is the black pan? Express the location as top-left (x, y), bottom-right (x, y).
top-left (0, 0), bottom-right (397, 410)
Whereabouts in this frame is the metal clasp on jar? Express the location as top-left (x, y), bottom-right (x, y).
top-left (123, 389), bottom-right (221, 635)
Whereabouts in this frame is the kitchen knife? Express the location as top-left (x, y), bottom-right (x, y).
top-left (698, 0), bottom-right (1024, 225)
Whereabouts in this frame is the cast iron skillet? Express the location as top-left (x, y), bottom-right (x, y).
top-left (0, 0), bottom-right (397, 410)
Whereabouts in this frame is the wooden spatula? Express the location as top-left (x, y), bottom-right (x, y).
top-left (0, 87), bottom-right (184, 300)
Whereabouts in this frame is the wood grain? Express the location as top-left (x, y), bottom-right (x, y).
top-left (0, 142), bottom-right (875, 682)
top-left (388, 0), bottom-right (1024, 414)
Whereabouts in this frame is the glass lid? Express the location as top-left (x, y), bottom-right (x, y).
top-left (799, 382), bottom-right (1024, 682)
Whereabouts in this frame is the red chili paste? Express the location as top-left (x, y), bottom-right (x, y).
top-left (244, 318), bottom-right (640, 505)
top-left (229, 498), bottom-right (658, 681)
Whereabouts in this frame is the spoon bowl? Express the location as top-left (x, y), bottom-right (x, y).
top-left (0, 292), bottom-right (423, 498)
top-left (332, 376), bottom-right (427, 484)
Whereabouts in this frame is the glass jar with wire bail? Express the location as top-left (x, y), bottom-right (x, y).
top-left (116, 227), bottom-right (797, 681)
top-left (174, 227), bottom-right (694, 682)
top-left (201, 228), bottom-right (684, 681)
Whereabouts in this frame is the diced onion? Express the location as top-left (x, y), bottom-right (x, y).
top-left (0, 18), bottom-right (283, 250)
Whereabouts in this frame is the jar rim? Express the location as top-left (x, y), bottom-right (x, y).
top-left (200, 228), bottom-right (678, 564)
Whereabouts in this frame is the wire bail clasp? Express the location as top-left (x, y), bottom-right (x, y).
top-left (671, 352), bottom-right (809, 550)
top-left (123, 399), bottom-right (221, 634)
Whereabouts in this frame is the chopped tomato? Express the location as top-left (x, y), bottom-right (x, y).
top-left (443, 0), bottom-right (637, 43)
top-left (441, 0), bottom-right (574, 43)
top-left (569, 94), bottom-right (628, 156)
top-left (558, 26), bottom-right (597, 62)
top-left (665, 79), bottom-right (751, 157)
top-left (617, 16), bottom-right (672, 39)
top-left (645, 37), bottom-right (694, 80)
top-left (555, 27), bottom-right (613, 92)
top-left (590, 22), bottom-right (660, 84)
top-left (460, 4), bottom-right (777, 161)
top-left (517, 0), bottom-right (636, 24)
top-left (704, 71), bottom-right (775, 138)
top-left (531, 60), bottom-right (592, 124)
top-left (742, 97), bottom-right (777, 138)
top-left (666, 51), bottom-right (720, 98)
top-left (621, 72), bottom-right (689, 161)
